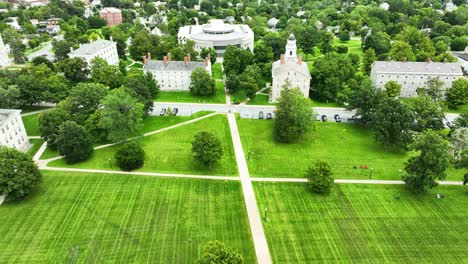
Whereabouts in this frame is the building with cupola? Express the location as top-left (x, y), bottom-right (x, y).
top-left (270, 34), bottom-right (311, 102)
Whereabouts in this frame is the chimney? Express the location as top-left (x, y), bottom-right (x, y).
top-left (70, 47), bottom-right (74, 53)
top-left (280, 54), bottom-right (285, 64)
top-left (205, 56), bottom-right (209, 66)
top-left (147, 52), bottom-right (151, 60)
top-left (163, 56), bottom-right (167, 65)
top-left (297, 55), bottom-right (302, 65)
top-left (426, 57), bottom-right (432, 63)
top-left (143, 56), bottom-right (147, 65)
top-left (187, 53), bottom-right (191, 62)
top-left (167, 53), bottom-right (171, 61)
top-left (184, 56), bottom-right (188, 66)
top-left (110, 36), bottom-right (113, 42)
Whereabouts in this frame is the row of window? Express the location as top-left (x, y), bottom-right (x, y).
top-left (379, 74), bottom-right (457, 80)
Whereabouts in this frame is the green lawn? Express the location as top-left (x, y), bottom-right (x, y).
top-left (27, 139), bottom-right (44, 157)
top-left (248, 94), bottom-right (271, 105)
top-left (22, 114), bottom-right (40, 136)
top-left (401, 98), bottom-right (467, 114)
top-left (255, 182), bottom-right (468, 263)
top-left (238, 119), bottom-right (464, 180)
top-left (333, 37), bottom-right (364, 57)
top-left (155, 81), bottom-right (226, 104)
top-left (0, 171), bottom-right (256, 263)
top-left (212, 63), bottom-right (223, 79)
top-left (49, 115), bottom-right (238, 176)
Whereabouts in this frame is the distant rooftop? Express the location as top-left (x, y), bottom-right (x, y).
top-left (69, 39), bottom-right (115, 57)
top-left (144, 60), bottom-right (207, 72)
top-left (100, 7), bottom-right (121, 13)
top-left (372, 61), bottom-right (462, 75)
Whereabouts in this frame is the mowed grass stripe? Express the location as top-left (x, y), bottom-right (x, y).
top-left (254, 182), bottom-right (468, 263)
top-left (0, 171), bottom-right (256, 263)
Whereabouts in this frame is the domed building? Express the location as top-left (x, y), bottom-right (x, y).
top-left (270, 34), bottom-right (311, 102)
top-left (177, 19), bottom-right (254, 57)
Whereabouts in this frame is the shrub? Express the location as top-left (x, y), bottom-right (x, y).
top-left (192, 131), bottom-right (223, 167)
top-left (57, 121), bottom-right (94, 164)
top-left (305, 160), bottom-right (334, 194)
top-left (114, 141), bottom-right (145, 171)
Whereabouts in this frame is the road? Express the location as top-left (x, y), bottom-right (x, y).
top-left (151, 102), bottom-right (460, 125)
top-left (26, 35), bottom-right (63, 61)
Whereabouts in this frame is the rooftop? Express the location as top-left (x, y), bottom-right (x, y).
top-left (178, 20), bottom-right (253, 42)
top-left (100, 7), bottom-right (121, 13)
top-left (143, 60), bottom-right (207, 72)
top-left (372, 61), bottom-right (462, 75)
top-left (0, 109), bottom-right (21, 125)
top-left (69, 39), bottom-right (116, 57)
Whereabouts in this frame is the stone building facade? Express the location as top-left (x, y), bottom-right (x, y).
top-left (270, 34), bottom-right (311, 102)
top-left (0, 109), bottom-right (30, 152)
top-left (371, 61), bottom-right (463, 97)
top-left (99, 7), bottom-right (122, 26)
top-left (143, 53), bottom-right (212, 91)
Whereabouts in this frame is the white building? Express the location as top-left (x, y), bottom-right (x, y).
top-left (178, 19), bottom-right (254, 57)
top-left (371, 61), bottom-right (463, 97)
top-left (0, 109), bottom-right (30, 152)
top-left (452, 47), bottom-right (468, 73)
top-left (68, 38), bottom-right (119, 66)
top-left (143, 53), bottom-right (212, 91)
top-left (0, 34), bottom-right (10, 67)
top-left (270, 34), bottom-right (311, 102)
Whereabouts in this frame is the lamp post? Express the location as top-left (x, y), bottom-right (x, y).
top-left (369, 168), bottom-right (373, 179)
top-left (109, 157), bottom-right (112, 169)
top-left (264, 207), bottom-right (267, 222)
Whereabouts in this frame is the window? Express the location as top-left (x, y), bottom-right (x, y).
top-left (290, 51), bottom-right (292, 55)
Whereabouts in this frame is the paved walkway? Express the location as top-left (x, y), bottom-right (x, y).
top-left (21, 108), bottom-right (53, 117)
top-left (252, 178), bottom-right (464, 185)
top-left (227, 113), bottom-right (272, 264)
top-left (32, 141), bottom-right (48, 162)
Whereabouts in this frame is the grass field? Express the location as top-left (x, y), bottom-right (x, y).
top-left (49, 115), bottom-right (238, 176)
top-left (255, 182), bottom-right (468, 263)
top-left (0, 171), bottom-right (256, 263)
top-left (22, 114), bottom-right (40, 136)
top-left (155, 81), bottom-right (226, 104)
top-left (238, 119), bottom-right (464, 180)
top-left (27, 139), bottom-right (44, 157)
top-left (212, 63), bottom-right (223, 79)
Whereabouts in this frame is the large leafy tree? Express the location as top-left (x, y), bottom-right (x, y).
top-left (305, 160), bottom-right (334, 194)
top-left (363, 31), bottom-right (391, 57)
top-left (56, 57), bottom-right (89, 84)
top-left (56, 121), bottom-right (94, 164)
top-left (402, 131), bottom-right (452, 194)
top-left (38, 108), bottom-right (71, 150)
top-left (362, 48), bottom-right (376, 75)
top-left (90, 57), bottom-right (123, 89)
top-left (0, 85), bottom-right (20, 109)
top-left (384, 81), bottom-right (402, 97)
top-left (446, 78), bottom-right (468, 109)
top-left (346, 80), bottom-right (386, 124)
top-left (0, 148), bottom-right (42, 201)
top-left (200, 47), bottom-right (217, 64)
top-left (189, 68), bottom-right (216, 96)
top-left (222, 46), bottom-right (254, 75)
top-left (390, 41), bottom-right (415, 61)
top-left (99, 88), bottom-right (144, 142)
top-left (370, 97), bottom-right (414, 149)
top-left (196, 240), bottom-right (243, 264)
top-left (192, 131), bottom-right (224, 167)
top-left (128, 30), bottom-right (159, 61)
top-left (416, 77), bottom-right (444, 101)
top-left (410, 97), bottom-right (445, 131)
top-left (123, 70), bottom-right (160, 114)
top-left (274, 87), bottom-right (315, 143)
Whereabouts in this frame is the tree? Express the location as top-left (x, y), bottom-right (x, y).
top-left (56, 57), bottom-right (89, 84)
top-left (346, 81), bottom-right (386, 124)
top-left (90, 57), bottom-right (123, 89)
top-left (363, 31), bottom-right (391, 56)
top-left (450, 37), bottom-right (467, 51)
top-left (52, 40), bottom-right (73, 61)
top-left (402, 131), bottom-right (452, 194)
top-left (9, 38), bottom-right (26, 64)
top-left (274, 87), bottom-right (314, 143)
top-left (390, 41), bottom-right (415, 61)
top-left (56, 121), bottom-right (94, 164)
top-left (305, 160), bottom-right (334, 194)
top-left (295, 25), bottom-right (320, 59)
top-left (451, 128), bottom-right (468, 160)
top-left (411, 97), bottom-right (445, 131)
top-left (222, 45), bottom-right (254, 75)
top-left (196, 240), bottom-right (243, 264)
top-left (192, 131), bottom-right (223, 167)
top-left (99, 88), bottom-right (144, 142)
top-left (0, 85), bottom-right (20, 109)
top-left (0, 148), bottom-right (42, 201)
top-left (370, 97), bottom-right (414, 149)
top-left (190, 68), bottom-right (216, 96)
top-left (114, 141), bottom-right (145, 171)
top-left (263, 32), bottom-right (286, 59)
top-left (454, 110), bottom-right (468, 128)
top-left (384, 81), bottom-right (401, 97)
top-left (59, 83), bottom-right (108, 125)
top-left (128, 30), bottom-right (159, 61)
top-left (87, 16), bottom-right (107, 28)
top-left (38, 108), bottom-right (71, 150)
top-left (319, 31), bottom-right (335, 54)
top-left (363, 48), bottom-right (377, 75)
top-left (31, 56), bottom-right (54, 70)
top-left (338, 30), bottom-right (350, 41)
top-left (84, 109), bottom-right (108, 143)
top-left (417, 77), bottom-right (444, 101)
top-left (200, 47), bottom-right (217, 64)
top-left (446, 78), bottom-right (468, 109)
top-left (123, 71), bottom-right (160, 114)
